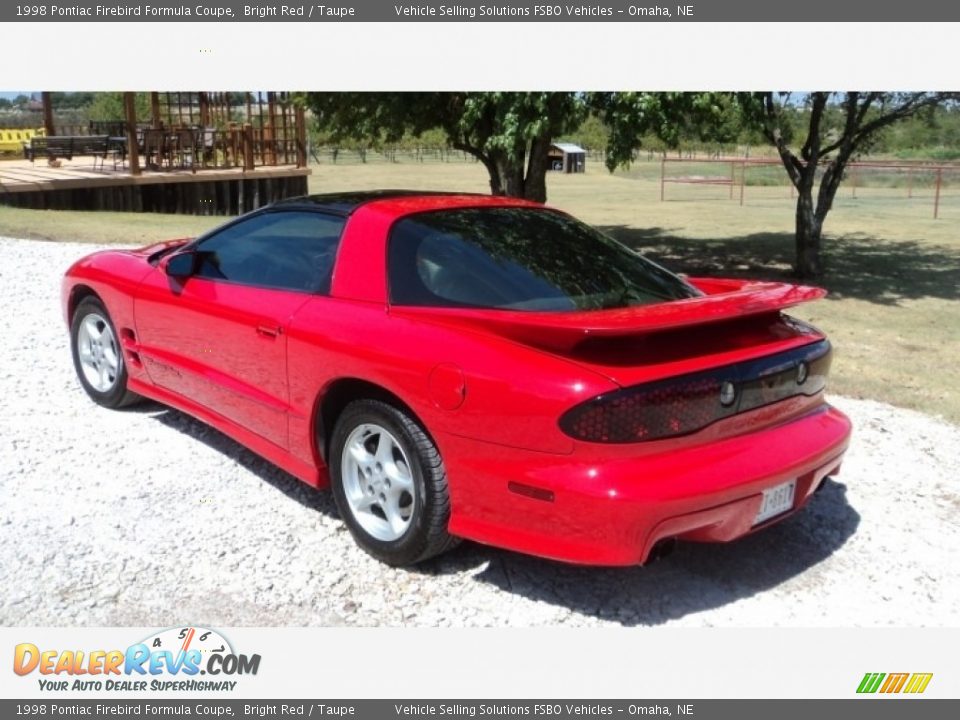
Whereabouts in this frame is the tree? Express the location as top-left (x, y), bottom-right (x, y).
top-left (593, 92), bottom-right (742, 166)
top-left (596, 92), bottom-right (959, 278)
top-left (86, 92), bottom-right (151, 122)
top-left (739, 92), bottom-right (959, 277)
top-left (563, 114), bottom-right (609, 155)
top-left (50, 92), bottom-right (96, 110)
top-left (304, 93), bottom-right (586, 202)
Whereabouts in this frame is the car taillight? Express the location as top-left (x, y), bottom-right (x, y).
top-left (559, 340), bottom-right (831, 443)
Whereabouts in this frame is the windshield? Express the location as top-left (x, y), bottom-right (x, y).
top-left (387, 207), bottom-right (701, 311)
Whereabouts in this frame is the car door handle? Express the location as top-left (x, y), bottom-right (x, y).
top-left (256, 324), bottom-right (282, 339)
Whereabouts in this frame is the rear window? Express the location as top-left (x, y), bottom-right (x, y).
top-left (387, 207), bottom-right (700, 311)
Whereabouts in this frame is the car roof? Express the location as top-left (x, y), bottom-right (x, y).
top-left (270, 190), bottom-right (543, 217)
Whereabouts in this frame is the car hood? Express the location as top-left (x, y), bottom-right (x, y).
top-left (127, 238), bottom-right (192, 257)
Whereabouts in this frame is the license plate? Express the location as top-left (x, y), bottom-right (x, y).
top-left (754, 479), bottom-right (797, 525)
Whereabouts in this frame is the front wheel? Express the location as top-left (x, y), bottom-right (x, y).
top-left (329, 399), bottom-right (458, 566)
top-left (70, 296), bottom-right (140, 409)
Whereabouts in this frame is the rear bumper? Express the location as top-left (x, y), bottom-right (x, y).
top-left (442, 402), bottom-right (852, 565)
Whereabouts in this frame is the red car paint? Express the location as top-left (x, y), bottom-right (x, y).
top-left (62, 194), bottom-right (851, 565)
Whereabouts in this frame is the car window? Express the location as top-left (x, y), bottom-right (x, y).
top-left (194, 211), bottom-right (345, 293)
top-left (388, 207), bottom-right (700, 311)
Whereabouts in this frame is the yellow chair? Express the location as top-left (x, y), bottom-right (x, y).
top-left (0, 128), bottom-right (45, 154)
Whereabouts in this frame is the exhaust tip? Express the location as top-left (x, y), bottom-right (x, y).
top-left (648, 537), bottom-right (677, 563)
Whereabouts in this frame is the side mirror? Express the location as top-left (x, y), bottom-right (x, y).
top-left (162, 251), bottom-right (197, 280)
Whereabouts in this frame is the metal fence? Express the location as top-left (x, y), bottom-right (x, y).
top-left (659, 157), bottom-right (960, 219)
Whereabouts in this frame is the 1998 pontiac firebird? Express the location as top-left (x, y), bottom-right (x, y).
top-left (63, 191), bottom-right (851, 566)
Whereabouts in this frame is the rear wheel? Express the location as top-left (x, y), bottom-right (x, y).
top-left (70, 296), bottom-right (140, 409)
top-left (329, 399), bottom-right (458, 566)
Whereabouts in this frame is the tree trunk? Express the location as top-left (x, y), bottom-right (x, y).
top-left (453, 143), bottom-right (504, 195)
top-left (794, 187), bottom-right (824, 278)
top-left (523, 136), bottom-right (550, 203)
top-left (463, 140), bottom-right (551, 202)
top-left (484, 160), bottom-right (504, 195)
top-left (500, 154), bottom-right (526, 199)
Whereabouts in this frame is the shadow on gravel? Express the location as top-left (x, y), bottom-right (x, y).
top-left (148, 407), bottom-right (341, 518)
top-left (416, 480), bottom-right (860, 626)
top-left (146, 405), bottom-right (859, 626)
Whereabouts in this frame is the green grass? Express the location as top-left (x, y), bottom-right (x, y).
top-left (2, 158), bottom-right (959, 425)
top-left (0, 207), bottom-right (224, 245)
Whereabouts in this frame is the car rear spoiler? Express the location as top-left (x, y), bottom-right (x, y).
top-left (389, 279), bottom-right (827, 353)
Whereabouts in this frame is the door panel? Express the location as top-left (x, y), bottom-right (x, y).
top-left (135, 271), bottom-right (310, 448)
top-left (132, 209), bottom-right (346, 449)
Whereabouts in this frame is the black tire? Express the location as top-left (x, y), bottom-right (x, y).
top-left (70, 296), bottom-right (141, 409)
top-left (329, 399), bottom-right (459, 566)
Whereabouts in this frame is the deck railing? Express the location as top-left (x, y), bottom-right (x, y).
top-left (49, 121), bottom-right (306, 173)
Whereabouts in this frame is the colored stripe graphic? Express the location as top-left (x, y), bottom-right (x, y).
top-left (857, 673), bottom-right (885, 694)
top-left (857, 672), bottom-right (933, 694)
top-left (880, 673), bottom-right (909, 693)
top-left (904, 673), bottom-right (934, 694)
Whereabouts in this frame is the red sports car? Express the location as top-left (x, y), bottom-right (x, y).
top-left (63, 191), bottom-right (852, 566)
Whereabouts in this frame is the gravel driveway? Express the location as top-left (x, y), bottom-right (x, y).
top-left (1, 236), bottom-right (958, 627)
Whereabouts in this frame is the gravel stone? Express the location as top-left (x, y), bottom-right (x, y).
top-left (1, 236), bottom-right (958, 627)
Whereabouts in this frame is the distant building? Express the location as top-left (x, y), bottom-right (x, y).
top-left (548, 142), bottom-right (586, 173)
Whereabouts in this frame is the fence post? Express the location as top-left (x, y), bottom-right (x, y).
top-left (266, 91), bottom-right (277, 166)
top-left (295, 105), bottom-right (307, 168)
top-left (660, 156), bottom-right (666, 201)
top-left (123, 92), bottom-right (141, 177)
top-left (851, 164), bottom-right (858, 198)
top-left (934, 167), bottom-right (942, 220)
top-left (739, 160), bottom-right (745, 206)
top-left (729, 160), bottom-right (734, 200)
top-left (242, 123), bottom-right (255, 172)
top-left (41, 92), bottom-right (55, 137)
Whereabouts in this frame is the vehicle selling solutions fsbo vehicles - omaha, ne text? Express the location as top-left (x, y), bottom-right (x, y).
top-left (62, 191), bottom-right (852, 566)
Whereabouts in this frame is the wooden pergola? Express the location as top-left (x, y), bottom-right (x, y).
top-left (38, 91), bottom-right (308, 176)
top-left (10, 92), bottom-right (312, 216)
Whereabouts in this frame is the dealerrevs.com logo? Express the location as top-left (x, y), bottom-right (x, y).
top-left (13, 627), bottom-right (260, 692)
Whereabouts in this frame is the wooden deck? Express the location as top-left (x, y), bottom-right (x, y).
top-left (0, 158), bottom-right (311, 215)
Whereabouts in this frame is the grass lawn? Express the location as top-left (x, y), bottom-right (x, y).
top-left (0, 207), bottom-right (224, 245)
top-left (2, 158), bottom-right (958, 424)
